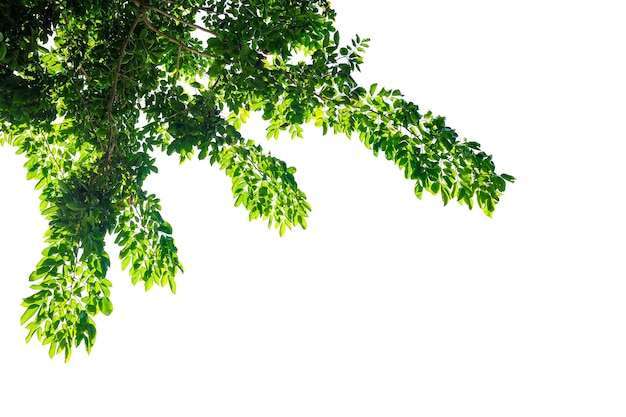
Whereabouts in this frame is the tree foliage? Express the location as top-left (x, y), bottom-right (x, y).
top-left (0, 0), bottom-right (514, 360)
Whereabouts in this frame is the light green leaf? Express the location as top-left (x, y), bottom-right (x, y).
top-left (121, 256), bottom-right (131, 271)
top-left (100, 298), bottom-right (113, 316)
top-left (20, 305), bottom-right (39, 325)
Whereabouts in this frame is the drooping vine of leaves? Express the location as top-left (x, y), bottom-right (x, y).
top-left (0, 0), bottom-right (514, 360)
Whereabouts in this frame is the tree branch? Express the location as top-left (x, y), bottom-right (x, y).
top-left (77, 66), bottom-right (90, 81)
top-left (141, 1), bottom-right (217, 37)
top-left (175, 45), bottom-right (181, 79)
top-left (72, 79), bottom-right (104, 151)
top-left (140, 9), bottom-right (216, 59)
top-left (107, 9), bottom-right (142, 164)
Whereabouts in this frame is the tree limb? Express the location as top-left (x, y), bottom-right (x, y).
top-left (107, 9), bottom-right (142, 164)
top-left (72, 79), bottom-right (104, 151)
top-left (141, 12), bottom-right (216, 58)
top-left (141, 1), bottom-right (218, 37)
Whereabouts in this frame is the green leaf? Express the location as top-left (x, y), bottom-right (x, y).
top-left (168, 275), bottom-right (177, 294)
top-left (25, 328), bottom-right (37, 343)
top-left (121, 256), bottom-right (131, 271)
top-left (493, 176), bottom-right (506, 192)
top-left (159, 221), bottom-right (173, 234)
top-left (441, 187), bottom-right (451, 206)
top-left (20, 305), bottom-right (39, 325)
top-left (501, 173), bottom-right (516, 182)
top-left (49, 341), bottom-right (57, 359)
top-left (100, 298), bottom-right (113, 316)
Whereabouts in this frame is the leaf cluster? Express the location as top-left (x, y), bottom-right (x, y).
top-left (0, 0), bottom-right (513, 360)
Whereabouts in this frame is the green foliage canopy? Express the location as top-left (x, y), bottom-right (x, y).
top-left (0, 0), bottom-right (514, 360)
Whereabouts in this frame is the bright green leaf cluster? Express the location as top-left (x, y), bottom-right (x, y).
top-left (115, 191), bottom-right (182, 293)
top-left (1, 0), bottom-right (513, 359)
top-left (219, 141), bottom-right (311, 235)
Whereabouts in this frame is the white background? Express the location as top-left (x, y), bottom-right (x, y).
top-left (1, 1), bottom-right (625, 415)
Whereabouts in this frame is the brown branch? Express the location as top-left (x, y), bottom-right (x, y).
top-left (141, 13), bottom-right (216, 58)
top-left (116, 71), bottom-right (134, 82)
top-left (141, 1), bottom-right (217, 37)
top-left (77, 66), bottom-right (90, 82)
top-left (107, 9), bottom-right (142, 164)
